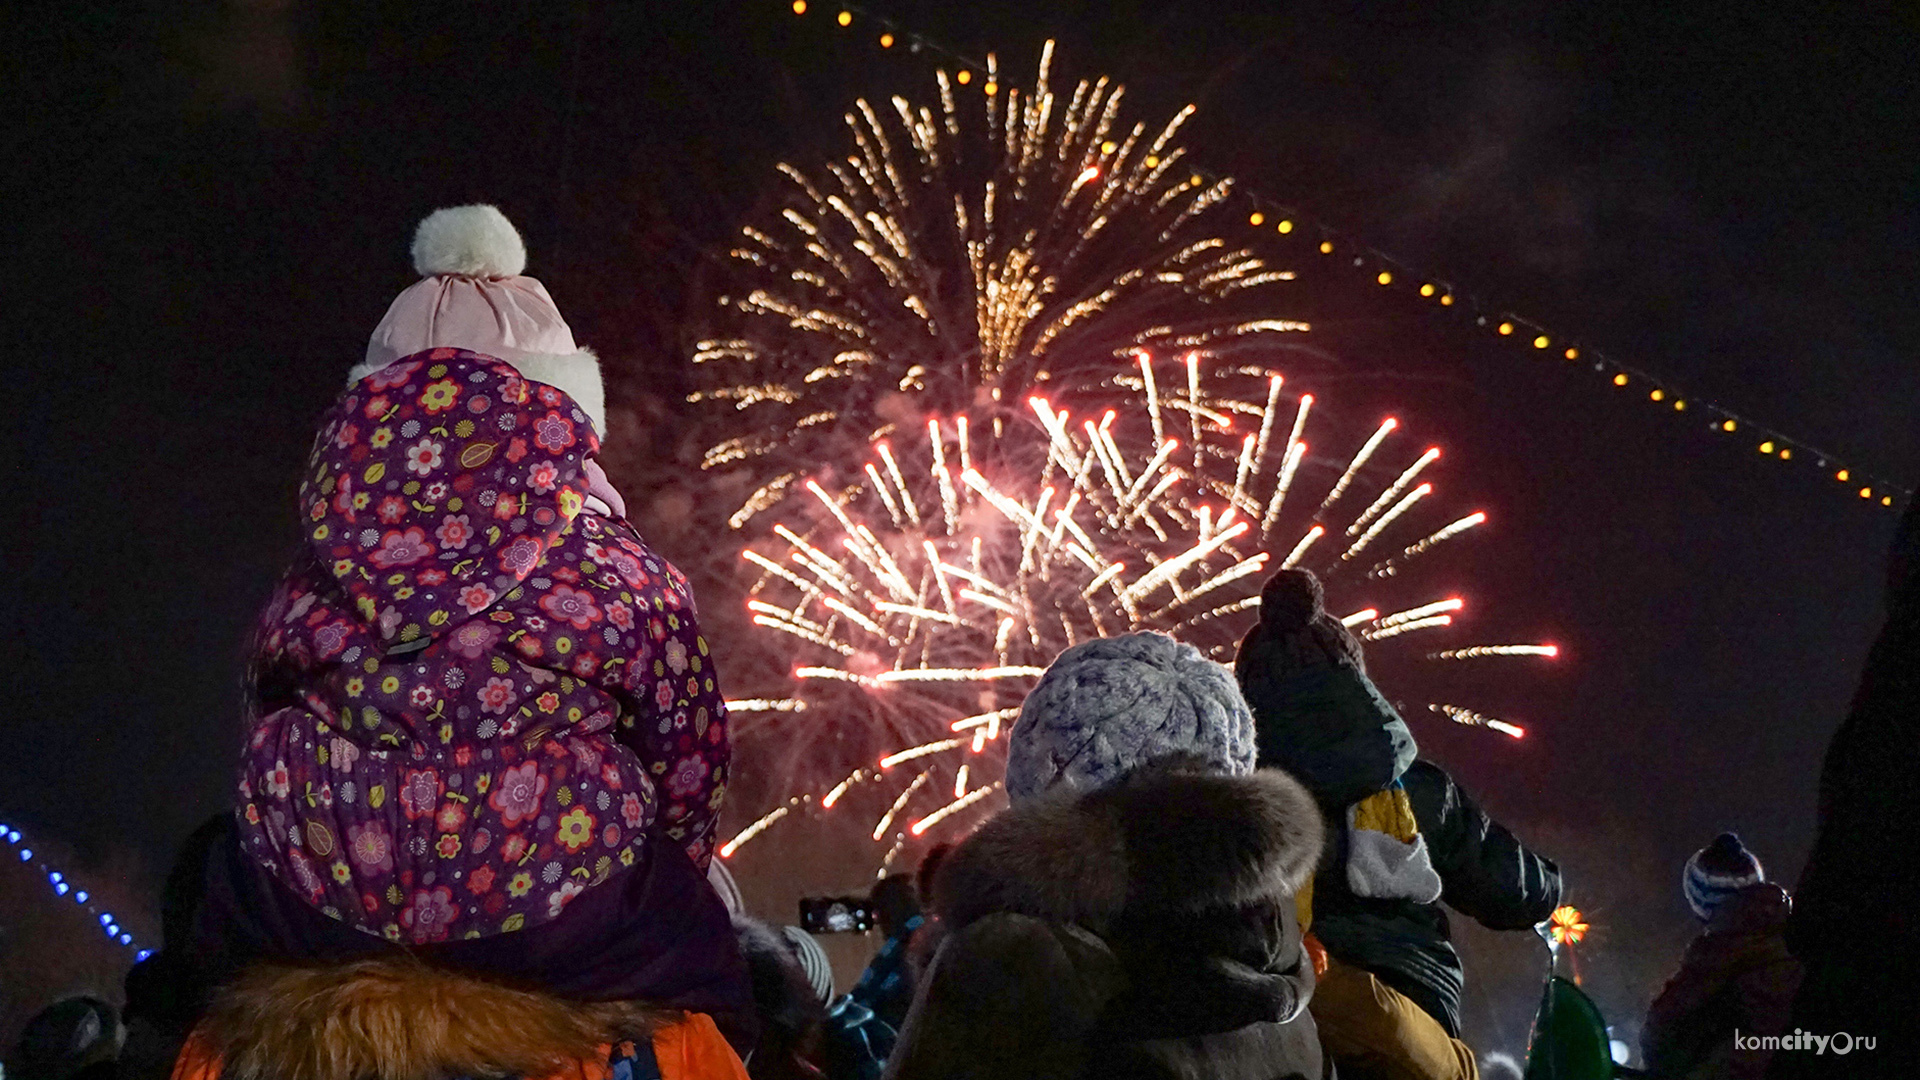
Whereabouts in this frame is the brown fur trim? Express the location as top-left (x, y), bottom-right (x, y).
top-left (935, 766), bottom-right (1322, 934)
top-left (199, 957), bottom-right (669, 1080)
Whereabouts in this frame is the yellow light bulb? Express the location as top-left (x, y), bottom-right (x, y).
top-left (956, 69), bottom-right (972, 85)
top-left (879, 32), bottom-right (894, 47)
top-left (1674, 400), bottom-right (1687, 411)
top-left (1440, 294), bottom-right (1454, 306)
top-left (1860, 487), bottom-right (1873, 499)
top-left (1419, 283), bottom-right (1435, 297)
top-left (1377, 271), bottom-right (1393, 285)
top-left (1650, 389), bottom-right (1665, 401)
top-left (1101, 140), bottom-right (1116, 153)
top-left (1320, 241), bottom-right (1334, 254)
top-left (792, 0), bottom-right (807, 12)
top-left (1780, 448), bottom-right (1792, 460)
top-left (1498, 322), bottom-right (1514, 336)
top-left (1884, 496), bottom-right (1894, 506)
top-left (1837, 469), bottom-right (1850, 481)
top-left (1277, 219), bottom-right (1293, 233)
top-left (1722, 420), bottom-right (1737, 432)
top-left (1249, 211), bottom-right (1265, 226)
top-left (1565, 347), bottom-right (1579, 360)
top-left (1759, 441), bottom-right (1775, 454)
top-left (1612, 373), bottom-right (1628, 386)
top-left (1143, 153), bottom-right (1157, 166)
top-left (1190, 173), bottom-right (1203, 186)
top-left (837, 10), bottom-right (851, 25)
top-left (984, 81), bottom-right (999, 96)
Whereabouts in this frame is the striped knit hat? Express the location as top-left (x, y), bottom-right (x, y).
top-left (1683, 833), bottom-right (1764, 920)
top-left (781, 925), bottom-right (835, 1004)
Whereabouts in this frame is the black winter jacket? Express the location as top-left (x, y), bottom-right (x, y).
top-left (1310, 759), bottom-right (1562, 1037)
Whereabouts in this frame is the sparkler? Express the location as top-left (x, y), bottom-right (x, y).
top-left (1548, 904), bottom-right (1591, 984)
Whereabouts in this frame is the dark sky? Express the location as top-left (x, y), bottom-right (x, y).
top-left (4, 0), bottom-right (1916, 1047)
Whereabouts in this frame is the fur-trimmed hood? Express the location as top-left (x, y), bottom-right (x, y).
top-left (192, 957), bottom-right (667, 1080)
top-left (887, 762), bottom-right (1328, 1080)
top-left (934, 761), bottom-right (1322, 936)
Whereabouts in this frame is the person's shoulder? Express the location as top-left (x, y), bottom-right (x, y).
top-left (935, 764), bottom-right (1322, 934)
top-left (1708, 883), bottom-right (1793, 935)
top-left (1402, 758), bottom-right (1456, 792)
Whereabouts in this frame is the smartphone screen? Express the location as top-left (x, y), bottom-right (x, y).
top-left (799, 895), bottom-right (876, 934)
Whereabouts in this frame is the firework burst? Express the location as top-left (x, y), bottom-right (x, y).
top-left (691, 45), bottom-right (1557, 872)
top-left (719, 357), bottom-right (1556, 863)
top-left (692, 42), bottom-right (1305, 528)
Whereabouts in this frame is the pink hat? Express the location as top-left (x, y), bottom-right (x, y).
top-left (351, 205), bottom-right (605, 436)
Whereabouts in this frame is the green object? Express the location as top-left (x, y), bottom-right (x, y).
top-left (1523, 976), bottom-right (1615, 1080)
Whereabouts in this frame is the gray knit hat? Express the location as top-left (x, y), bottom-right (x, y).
top-left (1005, 632), bottom-right (1256, 803)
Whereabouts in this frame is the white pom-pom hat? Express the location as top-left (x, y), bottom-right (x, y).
top-left (352, 205), bottom-right (605, 437)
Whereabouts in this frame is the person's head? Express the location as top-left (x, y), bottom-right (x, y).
top-left (1004, 631), bottom-right (1255, 803)
top-left (1232, 567), bottom-right (1415, 802)
top-left (6, 997), bottom-right (124, 1080)
top-left (1684, 832), bottom-right (1765, 920)
top-left (779, 925), bottom-right (835, 1005)
top-left (914, 843), bottom-right (953, 911)
top-left (732, 918), bottom-right (827, 1080)
top-left (869, 874), bottom-right (920, 939)
top-left (351, 205), bottom-right (605, 438)
top-left (1249, 568), bottom-right (1365, 671)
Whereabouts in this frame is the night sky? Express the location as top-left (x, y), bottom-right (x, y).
top-left (5, 0), bottom-right (1916, 1052)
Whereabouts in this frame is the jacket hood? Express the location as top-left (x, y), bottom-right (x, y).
top-left (297, 348), bottom-right (599, 652)
top-left (1235, 625), bottom-right (1416, 808)
top-left (903, 763), bottom-right (1324, 1066)
top-left (192, 958), bottom-right (667, 1080)
top-left (934, 761), bottom-right (1322, 937)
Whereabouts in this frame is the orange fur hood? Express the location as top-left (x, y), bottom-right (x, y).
top-left (186, 957), bottom-right (670, 1080)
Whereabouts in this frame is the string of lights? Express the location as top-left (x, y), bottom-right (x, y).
top-left (772, 1), bottom-right (1911, 508)
top-left (0, 816), bottom-right (151, 962)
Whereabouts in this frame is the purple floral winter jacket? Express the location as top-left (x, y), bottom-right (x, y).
top-left (239, 348), bottom-right (729, 945)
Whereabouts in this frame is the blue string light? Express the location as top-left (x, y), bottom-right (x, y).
top-left (1, 812), bottom-right (147, 956)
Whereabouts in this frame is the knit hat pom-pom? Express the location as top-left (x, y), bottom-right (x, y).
top-left (1683, 831), bottom-right (1765, 920)
top-left (1259, 568), bottom-right (1326, 631)
top-left (410, 204), bottom-right (528, 279)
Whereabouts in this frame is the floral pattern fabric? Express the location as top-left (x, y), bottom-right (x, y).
top-left (239, 349), bottom-right (729, 944)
